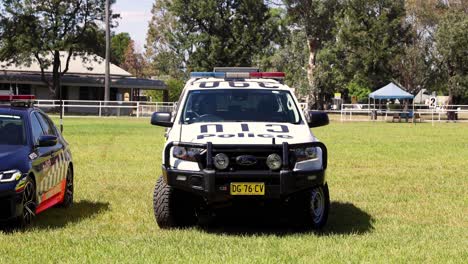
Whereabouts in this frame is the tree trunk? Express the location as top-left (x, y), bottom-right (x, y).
top-left (307, 38), bottom-right (320, 109)
top-left (51, 50), bottom-right (61, 99)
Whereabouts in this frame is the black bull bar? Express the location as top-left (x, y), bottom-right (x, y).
top-left (161, 141), bottom-right (328, 200)
top-left (163, 141), bottom-right (327, 170)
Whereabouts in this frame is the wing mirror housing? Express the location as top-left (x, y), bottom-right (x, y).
top-left (37, 135), bottom-right (58, 147)
top-left (151, 112), bottom-right (173, 127)
top-left (307, 111), bottom-right (329, 128)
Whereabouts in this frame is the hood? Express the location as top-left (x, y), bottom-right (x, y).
top-left (178, 122), bottom-right (314, 145)
top-left (0, 145), bottom-right (30, 172)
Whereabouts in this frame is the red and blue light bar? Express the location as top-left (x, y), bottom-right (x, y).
top-left (0, 95), bottom-right (36, 107)
top-left (190, 71), bottom-right (285, 79)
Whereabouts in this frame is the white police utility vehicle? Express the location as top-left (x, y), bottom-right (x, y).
top-left (151, 68), bottom-right (330, 229)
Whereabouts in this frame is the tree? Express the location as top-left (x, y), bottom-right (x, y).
top-left (257, 27), bottom-right (310, 98)
top-left (0, 0), bottom-right (110, 98)
top-left (145, 0), bottom-right (183, 78)
top-left (121, 40), bottom-right (146, 78)
top-left (111, 32), bottom-right (132, 66)
top-left (145, 78), bottom-right (184, 102)
top-left (283, 0), bottom-right (343, 107)
top-left (434, 10), bottom-right (468, 103)
top-left (167, 0), bottom-right (278, 71)
top-left (322, 0), bottom-right (410, 94)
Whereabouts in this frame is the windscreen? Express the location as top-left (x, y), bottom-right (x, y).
top-left (0, 115), bottom-right (26, 145)
top-left (182, 89), bottom-right (301, 124)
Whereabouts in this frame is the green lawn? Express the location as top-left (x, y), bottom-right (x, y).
top-left (1, 118), bottom-right (467, 263)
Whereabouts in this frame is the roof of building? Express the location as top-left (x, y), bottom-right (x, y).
top-left (0, 52), bottom-right (131, 77)
top-left (0, 52), bottom-right (166, 90)
top-left (0, 72), bottom-right (166, 90)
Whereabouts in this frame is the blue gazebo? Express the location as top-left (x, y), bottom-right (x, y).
top-left (369, 82), bottom-right (414, 110)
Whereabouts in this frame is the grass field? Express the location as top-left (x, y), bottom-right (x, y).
top-left (1, 118), bottom-right (467, 263)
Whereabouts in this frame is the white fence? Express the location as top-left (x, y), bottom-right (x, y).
top-left (36, 100), bottom-right (176, 118)
top-left (339, 103), bottom-right (468, 123)
top-left (35, 100), bottom-right (468, 123)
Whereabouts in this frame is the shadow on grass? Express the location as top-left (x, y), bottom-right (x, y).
top-left (32, 200), bottom-right (110, 229)
top-left (198, 201), bottom-right (373, 236)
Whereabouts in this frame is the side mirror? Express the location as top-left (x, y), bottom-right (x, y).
top-left (37, 135), bottom-right (58, 147)
top-left (307, 111), bottom-right (329, 128)
top-left (151, 112), bottom-right (173, 127)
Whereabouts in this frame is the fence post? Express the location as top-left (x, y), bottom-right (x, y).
top-left (136, 102), bottom-right (140, 118)
top-left (99, 101), bottom-right (102, 117)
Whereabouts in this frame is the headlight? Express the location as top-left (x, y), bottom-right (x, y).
top-left (213, 153), bottom-right (229, 170)
top-left (172, 147), bottom-right (203, 162)
top-left (0, 170), bottom-right (22, 182)
top-left (266, 153), bottom-right (282, 170)
top-left (293, 147), bottom-right (318, 162)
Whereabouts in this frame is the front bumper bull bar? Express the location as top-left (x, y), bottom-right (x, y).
top-left (161, 141), bottom-right (328, 203)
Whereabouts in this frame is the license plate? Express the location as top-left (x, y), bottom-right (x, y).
top-left (230, 183), bottom-right (265, 195)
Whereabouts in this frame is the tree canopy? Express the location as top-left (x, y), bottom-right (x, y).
top-left (0, 0), bottom-right (110, 98)
top-left (142, 0), bottom-right (467, 104)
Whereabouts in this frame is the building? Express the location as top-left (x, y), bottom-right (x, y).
top-left (0, 52), bottom-right (167, 101)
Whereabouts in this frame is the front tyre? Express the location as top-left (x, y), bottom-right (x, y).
top-left (290, 183), bottom-right (330, 230)
top-left (12, 176), bottom-right (36, 228)
top-left (153, 177), bottom-right (197, 229)
top-left (308, 184), bottom-right (330, 229)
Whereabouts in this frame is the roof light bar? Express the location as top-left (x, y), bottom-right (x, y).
top-left (190, 72), bottom-right (226, 78)
top-left (250, 72), bottom-right (285, 78)
top-left (226, 72), bottom-right (250, 79)
top-left (189, 71), bottom-right (286, 80)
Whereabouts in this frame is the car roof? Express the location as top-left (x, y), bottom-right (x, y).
top-left (186, 78), bottom-right (292, 92)
top-left (0, 105), bottom-right (36, 117)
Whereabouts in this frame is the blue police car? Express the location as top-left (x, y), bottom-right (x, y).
top-left (0, 95), bottom-right (74, 227)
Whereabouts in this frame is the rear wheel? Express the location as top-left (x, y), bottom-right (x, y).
top-left (12, 176), bottom-right (36, 228)
top-left (153, 177), bottom-right (197, 229)
top-left (57, 167), bottom-right (74, 208)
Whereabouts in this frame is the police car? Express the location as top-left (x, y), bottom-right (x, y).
top-left (0, 95), bottom-right (73, 227)
top-left (151, 68), bottom-right (330, 229)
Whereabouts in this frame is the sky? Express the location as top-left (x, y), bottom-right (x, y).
top-left (113, 0), bottom-right (154, 52)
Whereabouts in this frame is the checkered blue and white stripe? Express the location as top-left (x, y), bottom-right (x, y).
top-left (39, 151), bottom-right (68, 193)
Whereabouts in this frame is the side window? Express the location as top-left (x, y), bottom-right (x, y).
top-left (30, 113), bottom-right (44, 145)
top-left (35, 113), bottom-right (57, 136)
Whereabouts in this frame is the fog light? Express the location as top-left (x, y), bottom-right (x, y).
top-left (214, 153), bottom-right (229, 170)
top-left (266, 154), bottom-right (282, 170)
top-left (176, 175), bottom-right (187, 181)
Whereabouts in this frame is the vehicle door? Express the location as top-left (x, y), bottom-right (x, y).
top-left (29, 111), bottom-right (54, 202)
top-left (34, 112), bottom-right (65, 200)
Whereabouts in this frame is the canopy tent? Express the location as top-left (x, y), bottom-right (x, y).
top-left (368, 82), bottom-right (415, 121)
top-left (369, 82), bottom-right (414, 100)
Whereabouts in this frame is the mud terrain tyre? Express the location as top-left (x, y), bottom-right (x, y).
top-left (153, 176), bottom-right (197, 229)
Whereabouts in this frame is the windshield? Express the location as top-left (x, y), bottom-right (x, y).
top-left (0, 115), bottom-right (26, 145)
top-left (182, 89), bottom-right (301, 124)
